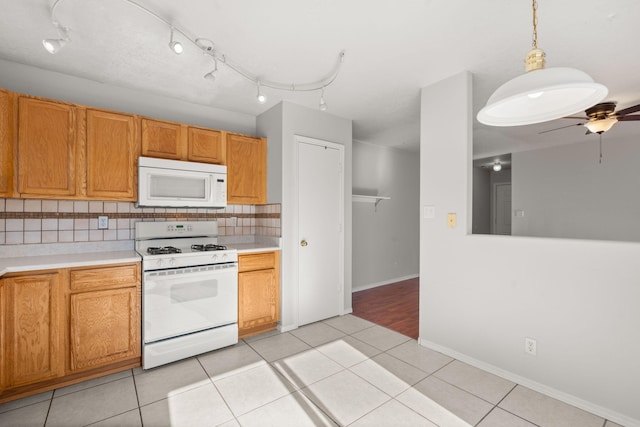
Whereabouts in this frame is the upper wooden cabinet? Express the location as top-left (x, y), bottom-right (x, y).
top-left (141, 118), bottom-right (185, 160)
top-left (226, 133), bottom-right (267, 204)
top-left (0, 271), bottom-right (65, 389)
top-left (188, 126), bottom-right (225, 164)
top-left (17, 97), bottom-right (79, 197)
top-left (85, 109), bottom-right (139, 200)
top-left (141, 118), bottom-right (225, 165)
top-left (0, 89), bottom-right (16, 197)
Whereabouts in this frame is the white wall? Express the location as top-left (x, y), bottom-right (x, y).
top-left (352, 141), bottom-right (419, 290)
top-left (257, 102), bottom-right (353, 331)
top-left (420, 72), bottom-right (640, 426)
top-left (0, 59), bottom-right (255, 134)
top-left (512, 138), bottom-right (640, 241)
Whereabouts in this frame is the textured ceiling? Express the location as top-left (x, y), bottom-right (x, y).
top-left (0, 0), bottom-right (639, 155)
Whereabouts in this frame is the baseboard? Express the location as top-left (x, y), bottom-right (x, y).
top-left (418, 338), bottom-right (639, 427)
top-left (352, 274), bottom-right (419, 293)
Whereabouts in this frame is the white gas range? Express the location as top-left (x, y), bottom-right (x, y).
top-left (135, 221), bottom-right (238, 369)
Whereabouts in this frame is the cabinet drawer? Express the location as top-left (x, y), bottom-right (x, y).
top-left (70, 264), bottom-right (140, 292)
top-left (238, 252), bottom-right (276, 272)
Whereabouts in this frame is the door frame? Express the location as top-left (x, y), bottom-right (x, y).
top-left (293, 135), bottom-right (345, 326)
top-left (491, 182), bottom-right (511, 235)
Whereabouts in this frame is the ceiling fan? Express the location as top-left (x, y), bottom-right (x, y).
top-left (539, 101), bottom-right (640, 135)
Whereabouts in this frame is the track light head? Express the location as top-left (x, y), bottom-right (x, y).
top-left (319, 87), bottom-right (328, 111)
top-left (169, 28), bottom-right (183, 54)
top-left (42, 21), bottom-right (69, 54)
top-left (204, 70), bottom-right (216, 82)
top-left (43, 37), bottom-right (68, 54)
top-left (256, 83), bottom-right (267, 104)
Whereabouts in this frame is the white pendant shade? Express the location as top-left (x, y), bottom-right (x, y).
top-left (477, 67), bottom-right (608, 126)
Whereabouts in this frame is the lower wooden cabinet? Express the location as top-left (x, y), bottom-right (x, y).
top-left (68, 264), bottom-right (141, 372)
top-left (0, 262), bottom-right (141, 403)
top-left (0, 272), bottom-right (65, 390)
top-left (238, 251), bottom-right (280, 338)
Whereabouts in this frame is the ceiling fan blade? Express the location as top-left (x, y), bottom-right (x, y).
top-left (539, 123), bottom-right (584, 134)
top-left (562, 116), bottom-right (588, 120)
top-left (616, 103), bottom-right (640, 116)
top-left (618, 114), bottom-right (640, 121)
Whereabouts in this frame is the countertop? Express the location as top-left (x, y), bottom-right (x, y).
top-left (229, 243), bottom-right (281, 253)
top-left (0, 251), bottom-right (141, 277)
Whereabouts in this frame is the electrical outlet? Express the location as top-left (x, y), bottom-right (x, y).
top-left (525, 337), bottom-right (537, 356)
top-left (98, 216), bottom-right (109, 230)
top-left (447, 213), bottom-right (457, 228)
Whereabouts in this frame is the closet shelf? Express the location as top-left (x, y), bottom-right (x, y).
top-left (352, 195), bottom-right (390, 210)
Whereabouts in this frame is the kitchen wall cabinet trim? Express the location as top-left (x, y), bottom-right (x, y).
top-left (0, 89), bottom-right (16, 197)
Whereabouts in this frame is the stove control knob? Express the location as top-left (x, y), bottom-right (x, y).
top-left (169, 258), bottom-right (176, 266)
top-left (221, 253), bottom-right (228, 261)
top-left (211, 254), bottom-right (219, 262)
top-left (156, 259), bottom-right (163, 268)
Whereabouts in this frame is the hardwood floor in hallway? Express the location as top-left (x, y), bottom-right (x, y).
top-left (352, 277), bottom-right (419, 339)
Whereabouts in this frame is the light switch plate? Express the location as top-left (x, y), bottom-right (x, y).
top-left (423, 205), bottom-right (435, 219)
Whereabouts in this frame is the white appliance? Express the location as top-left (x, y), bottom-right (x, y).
top-left (137, 156), bottom-right (227, 208)
top-left (135, 221), bottom-right (238, 369)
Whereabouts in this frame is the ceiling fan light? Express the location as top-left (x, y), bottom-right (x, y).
top-left (42, 37), bottom-right (67, 54)
top-left (585, 117), bottom-right (618, 134)
top-left (478, 67), bottom-right (608, 126)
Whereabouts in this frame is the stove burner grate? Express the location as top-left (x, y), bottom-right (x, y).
top-left (191, 244), bottom-right (227, 252)
top-left (147, 246), bottom-right (182, 255)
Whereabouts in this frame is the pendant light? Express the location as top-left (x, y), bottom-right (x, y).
top-left (477, 0), bottom-right (607, 126)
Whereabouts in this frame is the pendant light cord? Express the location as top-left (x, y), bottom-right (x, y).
top-left (531, 0), bottom-right (539, 49)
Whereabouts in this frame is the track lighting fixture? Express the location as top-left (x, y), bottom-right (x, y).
top-left (204, 59), bottom-right (218, 83)
top-left (168, 28), bottom-right (183, 55)
top-left (319, 87), bottom-right (328, 111)
top-left (43, 0), bottom-right (345, 106)
top-left (256, 83), bottom-right (267, 104)
top-left (42, 21), bottom-right (70, 54)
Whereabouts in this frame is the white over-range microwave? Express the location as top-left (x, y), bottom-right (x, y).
top-left (137, 156), bottom-right (227, 208)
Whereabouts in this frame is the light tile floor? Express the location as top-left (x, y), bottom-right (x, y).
top-left (0, 315), bottom-right (627, 427)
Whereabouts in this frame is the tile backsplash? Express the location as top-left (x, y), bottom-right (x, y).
top-left (0, 199), bottom-right (281, 245)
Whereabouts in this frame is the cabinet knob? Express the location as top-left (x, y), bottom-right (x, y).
top-left (300, 240), bottom-right (308, 247)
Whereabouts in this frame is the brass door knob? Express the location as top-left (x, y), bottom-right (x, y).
top-left (300, 240), bottom-right (308, 247)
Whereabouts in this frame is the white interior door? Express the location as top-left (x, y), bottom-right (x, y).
top-left (494, 183), bottom-right (512, 235)
top-left (297, 138), bottom-right (343, 326)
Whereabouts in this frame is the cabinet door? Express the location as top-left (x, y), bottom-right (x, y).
top-left (0, 89), bottom-right (16, 197)
top-left (69, 287), bottom-right (140, 372)
top-left (226, 134), bottom-right (267, 204)
top-left (1, 273), bottom-right (64, 387)
top-left (86, 109), bottom-right (139, 200)
top-left (18, 97), bottom-right (78, 197)
top-left (238, 268), bottom-right (279, 335)
top-left (188, 127), bottom-right (225, 164)
top-left (141, 119), bottom-right (186, 160)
